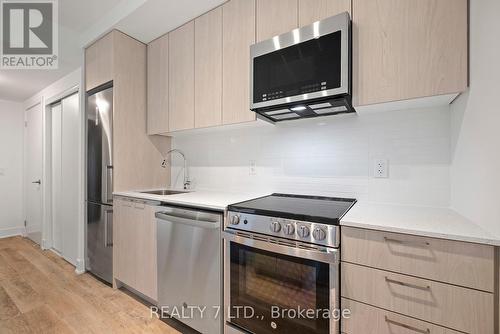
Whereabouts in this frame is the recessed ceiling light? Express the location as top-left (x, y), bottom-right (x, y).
top-left (290, 105), bottom-right (307, 112)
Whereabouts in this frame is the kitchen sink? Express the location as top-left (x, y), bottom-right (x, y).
top-left (140, 190), bottom-right (187, 195)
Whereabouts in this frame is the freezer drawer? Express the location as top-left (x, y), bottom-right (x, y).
top-left (86, 201), bottom-right (113, 283)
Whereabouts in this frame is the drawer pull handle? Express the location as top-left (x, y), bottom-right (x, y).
top-left (384, 237), bottom-right (430, 247)
top-left (385, 277), bottom-right (431, 291)
top-left (385, 316), bottom-right (430, 333)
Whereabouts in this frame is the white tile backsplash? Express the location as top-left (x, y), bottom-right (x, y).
top-left (171, 106), bottom-right (451, 207)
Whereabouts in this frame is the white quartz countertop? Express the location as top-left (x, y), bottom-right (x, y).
top-left (113, 189), bottom-right (269, 212)
top-left (341, 202), bottom-right (500, 246)
top-left (114, 189), bottom-right (500, 246)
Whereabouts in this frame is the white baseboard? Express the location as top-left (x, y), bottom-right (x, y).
top-left (75, 258), bottom-right (85, 275)
top-left (41, 238), bottom-right (50, 250)
top-left (0, 227), bottom-right (25, 239)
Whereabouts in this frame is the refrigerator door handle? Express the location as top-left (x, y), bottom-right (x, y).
top-left (105, 165), bottom-right (113, 204)
top-left (104, 208), bottom-right (113, 248)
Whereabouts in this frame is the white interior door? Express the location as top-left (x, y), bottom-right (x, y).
top-left (60, 92), bottom-right (80, 263)
top-left (49, 92), bottom-right (80, 264)
top-left (24, 103), bottom-right (43, 244)
top-left (51, 103), bottom-right (62, 252)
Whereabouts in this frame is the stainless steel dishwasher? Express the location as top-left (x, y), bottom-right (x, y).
top-left (156, 206), bottom-right (222, 334)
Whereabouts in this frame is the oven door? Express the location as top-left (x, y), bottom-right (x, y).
top-left (223, 232), bottom-right (339, 334)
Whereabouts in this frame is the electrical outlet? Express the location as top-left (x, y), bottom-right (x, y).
top-left (373, 159), bottom-right (388, 178)
top-left (249, 160), bottom-right (257, 176)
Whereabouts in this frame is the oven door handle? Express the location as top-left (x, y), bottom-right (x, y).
top-left (222, 231), bottom-right (338, 264)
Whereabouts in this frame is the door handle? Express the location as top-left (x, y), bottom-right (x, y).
top-left (385, 276), bottom-right (431, 291)
top-left (385, 316), bottom-right (430, 333)
top-left (156, 212), bottom-right (219, 229)
top-left (32, 179), bottom-right (41, 185)
top-left (104, 209), bottom-right (113, 247)
top-left (105, 165), bottom-right (113, 203)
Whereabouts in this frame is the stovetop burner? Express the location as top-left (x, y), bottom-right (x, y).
top-left (228, 193), bottom-right (356, 225)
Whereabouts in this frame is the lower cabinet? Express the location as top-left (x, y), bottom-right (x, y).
top-left (340, 227), bottom-right (495, 334)
top-left (342, 298), bottom-right (462, 334)
top-left (113, 197), bottom-right (158, 301)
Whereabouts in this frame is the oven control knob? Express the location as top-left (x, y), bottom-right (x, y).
top-left (270, 221), bottom-right (281, 233)
top-left (230, 215), bottom-right (240, 225)
top-left (284, 223), bottom-right (295, 235)
top-left (297, 225), bottom-right (310, 238)
top-left (313, 227), bottom-right (327, 241)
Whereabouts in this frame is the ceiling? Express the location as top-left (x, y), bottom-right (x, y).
top-left (0, 0), bottom-right (226, 102)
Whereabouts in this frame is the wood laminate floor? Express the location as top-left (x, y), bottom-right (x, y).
top-left (0, 236), bottom-right (180, 334)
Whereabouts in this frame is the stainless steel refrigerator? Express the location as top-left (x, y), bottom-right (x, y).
top-left (86, 84), bottom-right (113, 283)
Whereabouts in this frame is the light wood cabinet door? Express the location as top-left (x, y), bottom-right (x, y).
top-left (342, 298), bottom-right (463, 334)
top-left (341, 262), bottom-right (494, 334)
top-left (112, 31), bottom-right (170, 192)
top-left (256, 0), bottom-right (298, 42)
top-left (131, 201), bottom-right (157, 300)
top-left (147, 34), bottom-right (169, 135)
top-left (113, 198), bottom-right (158, 301)
top-left (352, 0), bottom-right (468, 106)
top-left (341, 227), bottom-right (495, 292)
top-left (113, 198), bottom-right (135, 288)
top-left (195, 8), bottom-right (223, 128)
top-left (168, 22), bottom-right (195, 132)
top-left (85, 33), bottom-right (114, 91)
top-left (222, 0), bottom-right (256, 125)
top-left (298, 0), bottom-right (351, 27)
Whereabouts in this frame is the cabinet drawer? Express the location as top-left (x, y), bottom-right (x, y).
top-left (341, 298), bottom-right (462, 334)
top-left (341, 263), bottom-right (494, 333)
top-left (341, 227), bottom-right (494, 291)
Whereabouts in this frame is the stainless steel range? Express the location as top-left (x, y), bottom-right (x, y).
top-left (223, 194), bottom-right (356, 334)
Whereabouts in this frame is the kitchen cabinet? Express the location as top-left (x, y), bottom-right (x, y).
top-left (85, 32), bottom-right (113, 91)
top-left (147, 34), bottom-right (169, 135)
top-left (341, 227), bottom-right (495, 334)
top-left (342, 262), bottom-right (493, 334)
top-left (341, 226), bottom-right (494, 291)
top-left (194, 7), bottom-right (223, 128)
top-left (298, 0), bottom-right (351, 27)
top-left (342, 298), bottom-right (463, 334)
top-left (168, 22), bottom-right (195, 132)
top-left (85, 30), bottom-right (170, 192)
top-left (114, 197), bottom-right (158, 301)
top-left (256, 0), bottom-right (298, 42)
top-left (352, 0), bottom-right (468, 107)
top-left (222, 0), bottom-right (256, 125)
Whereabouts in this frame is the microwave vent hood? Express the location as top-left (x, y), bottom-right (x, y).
top-left (250, 12), bottom-right (354, 122)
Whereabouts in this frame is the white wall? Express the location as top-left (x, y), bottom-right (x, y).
top-left (450, 0), bottom-right (500, 238)
top-left (172, 106), bottom-right (451, 207)
top-left (0, 99), bottom-right (25, 237)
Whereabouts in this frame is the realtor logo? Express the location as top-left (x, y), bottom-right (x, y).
top-left (1, 0), bottom-right (58, 69)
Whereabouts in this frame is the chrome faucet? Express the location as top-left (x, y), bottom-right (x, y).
top-left (162, 149), bottom-right (191, 190)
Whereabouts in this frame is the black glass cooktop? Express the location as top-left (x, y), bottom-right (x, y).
top-left (228, 193), bottom-right (356, 225)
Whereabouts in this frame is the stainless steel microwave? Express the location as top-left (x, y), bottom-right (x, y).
top-left (250, 12), bottom-right (353, 122)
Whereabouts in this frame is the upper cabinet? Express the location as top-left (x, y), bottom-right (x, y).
top-left (298, 0), bottom-right (351, 27)
top-left (352, 0), bottom-right (468, 107)
top-left (194, 8), bottom-right (223, 128)
top-left (147, 34), bottom-right (169, 135)
top-left (168, 22), bottom-right (195, 132)
top-left (256, 0), bottom-right (298, 42)
top-left (222, 0), bottom-right (256, 125)
top-left (85, 31), bottom-right (170, 192)
top-left (146, 0), bottom-right (469, 132)
top-left (85, 33), bottom-right (113, 91)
